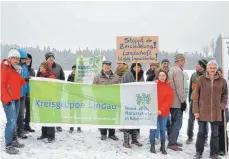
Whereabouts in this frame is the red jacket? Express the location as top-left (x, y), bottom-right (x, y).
top-left (1, 60), bottom-right (27, 104)
top-left (40, 71), bottom-right (56, 79)
top-left (157, 80), bottom-right (174, 116)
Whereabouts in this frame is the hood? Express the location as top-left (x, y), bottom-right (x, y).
top-left (27, 53), bottom-right (33, 70)
top-left (17, 48), bottom-right (28, 59)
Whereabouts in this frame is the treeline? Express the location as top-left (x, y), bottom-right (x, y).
top-left (0, 35), bottom-right (223, 70)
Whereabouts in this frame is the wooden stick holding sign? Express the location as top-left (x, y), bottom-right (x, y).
top-left (136, 62), bottom-right (138, 82)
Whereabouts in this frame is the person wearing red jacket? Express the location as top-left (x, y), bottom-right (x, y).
top-left (150, 69), bottom-right (174, 155)
top-left (0, 49), bottom-right (29, 155)
top-left (36, 61), bottom-right (56, 143)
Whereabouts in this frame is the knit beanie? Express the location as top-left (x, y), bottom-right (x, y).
top-left (198, 59), bottom-right (208, 70)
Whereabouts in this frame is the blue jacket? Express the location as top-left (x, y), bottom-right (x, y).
top-left (17, 49), bottom-right (29, 97)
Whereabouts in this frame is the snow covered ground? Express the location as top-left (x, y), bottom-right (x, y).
top-left (1, 70), bottom-right (228, 159)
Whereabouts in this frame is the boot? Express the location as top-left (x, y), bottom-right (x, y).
top-left (193, 152), bottom-right (202, 159)
top-left (24, 125), bottom-right (35, 132)
top-left (77, 127), bottom-right (81, 133)
top-left (160, 141), bottom-right (167, 155)
top-left (123, 132), bottom-right (131, 148)
top-left (5, 146), bottom-right (19, 155)
top-left (131, 130), bottom-right (143, 147)
top-left (150, 141), bottom-right (156, 153)
top-left (56, 127), bottom-right (62, 132)
top-left (69, 127), bottom-right (74, 133)
top-left (12, 140), bottom-right (25, 148)
top-left (37, 135), bottom-right (48, 140)
top-left (209, 154), bottom-right (221, 159)
top-left (186, 137), bottom-right (193, 144)
top-left (18, 132), bottom-right (28, 139)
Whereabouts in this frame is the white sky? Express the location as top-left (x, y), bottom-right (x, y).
top-left (1, 1), bottom-right (229, 52)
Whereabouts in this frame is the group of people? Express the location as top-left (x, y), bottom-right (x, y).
top-left (1, 48), bottom-right (229, 159)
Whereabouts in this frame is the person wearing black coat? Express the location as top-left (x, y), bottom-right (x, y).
top-left (24, 53), bottom-right (35, 132)
top-left (68, 65), bottom-right (82, 133)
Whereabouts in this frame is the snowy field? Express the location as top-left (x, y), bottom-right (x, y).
top-left (1, 70), bottom-right (228, 159)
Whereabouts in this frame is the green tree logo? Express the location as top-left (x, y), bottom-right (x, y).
top-left (136, 93), bottom-right (151, 105)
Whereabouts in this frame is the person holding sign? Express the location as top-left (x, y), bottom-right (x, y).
top-left (150, 69), bottom-right (174, 155)
top-left (37, 62), bottom-right (56, 143)
top-left (121, 63), bottom-right (144, 148)
top-left (93, 60), bottom-right (120, 141)
top-left (67, 64), bottom-right (82, 133)
top-left (193, 60), bottom-right (228, 159)
top-left (216, 67), bottom-right (228, 157)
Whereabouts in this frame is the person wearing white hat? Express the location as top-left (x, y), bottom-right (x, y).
top-left (1, 48), bottom-right (29, 155)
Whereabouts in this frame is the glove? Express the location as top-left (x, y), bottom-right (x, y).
top-left (24, 77), bottom-right (31, 82)
top-left (181, 102), bottom-right (187, 111)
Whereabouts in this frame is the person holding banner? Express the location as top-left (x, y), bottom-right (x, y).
top-left (37, 61), bottom-right (56, 143)
top-left (68, 64), bottom-right (82, 133)
top-left (36, 52), bottom-right (65, 132)
top-left (216, 67), bottom-right (229, 156)
top-left (193, 60), bottom-right (228, 159)
top-left (121, 63), bottom-right (144, 148)
top-left (1, 49), bottom-right (29, 154)
top-left (115, 62), bottom-right (129, 82)
top-left (167, 53), bottom-right (186, 151)
top-left (150, 69), bottom-right (174, 155)
top-left (93, 60), bottom-right (120, 141)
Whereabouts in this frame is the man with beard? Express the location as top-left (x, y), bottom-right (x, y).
top-left (186, 59), bottom-right (209, 145)
top-left (121, 63), bottom-right (144, 148)
top-left (161, 59), bottom-right (170, 72)
top-left (193, 60), bottom-right (228, 159)
top-left (93, 61), bottom-right (120, 141)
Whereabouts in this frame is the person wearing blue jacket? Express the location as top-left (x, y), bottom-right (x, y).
top-left (16, 48), bottom-right (29, 139)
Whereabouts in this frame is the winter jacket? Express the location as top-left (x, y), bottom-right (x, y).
top-left (188, 71), bottom-right (205, 102)
top-left (0, 60), bottom-right (27, 104)
top-left (122, 70), bottom-right (144, 83)
top-left (157, 80), bottom-right (174, 116)
top-left (192, 73), bottom-right (228, 122)
top-left (37, 62), bottom-right (65, 80)
top-left (168, 65), bottom-right (186, 108)
top-left (40, 71), bottom-right (56, 79)
top-left (93, 70), bottom-right (119, 85)
top-left (17, 49), bottom-right (29, 97)
top-left (67, 72), bottom-right (75, 82)
top-left (115, 64), bottom-right (129, 82)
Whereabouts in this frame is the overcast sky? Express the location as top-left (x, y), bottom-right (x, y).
top-left (1, 1), bottom-right (229, 52)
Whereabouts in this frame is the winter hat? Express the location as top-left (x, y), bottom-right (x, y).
top-left (17, 48), bottom-right (28, 59)
top-left (131, 63), bottom-right (142, 69)
top-left (45, 52), bottom-right (55, 60)
top-left (174, 53), bottom-right (185, 62)
top-left (218, 67), bottom-right (222, 72)
top-left (198, 59), bottom-right (208, 70)
top-left (8, 49), bottom-right (21, 59)
top-left (72, 65), bottom-right (76, 69)
top-left (102, 60), bottom-right (112, 65)
top-left (161, 59), bottom-right (170, 64)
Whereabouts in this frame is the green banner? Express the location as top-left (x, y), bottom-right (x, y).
top-left (75, 55), bottom-right (103, 84)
